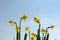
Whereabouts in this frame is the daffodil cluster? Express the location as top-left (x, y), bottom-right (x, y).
top-left (8, 15), bottom-right (55, 40)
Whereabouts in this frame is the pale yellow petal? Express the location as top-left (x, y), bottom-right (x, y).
top-left (8, 19), bottom-right (14, 26)
top-left (16, 26), bottom-right (20, 32)
top-left (22, 14), bottom-right (28, 21)
top-left (34, 16), bottom-right (41, 24)
top-left (41, 28), bottom-right (46, 33)
top-left (25, 26), bottom-right (30, 31)
top-left (50, 24), bottom-right (55, 29)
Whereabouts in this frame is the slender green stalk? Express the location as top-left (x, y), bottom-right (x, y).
top-left (19, 18), bottom-right (22, 40)
top-left (18, 32), bottom-right (20, 40)
top-left (46, 33), bottom-right (49, 40)
top-left (44, 37), bottom-right (46, 40)
top-left (24, 33), bottom-right (27, 40)
top-left (45, 27), bottom-right (49, 40)
top-left (14, 22), bottom-right (17, 28)
top-left (14, 22), bottom-right (18, 40)
top-left (36, 24), bottom-right (41, 40)
top-left (39, 24), bottom-right (41, 40)
top-left (16, 31), bottom-right (18, 40)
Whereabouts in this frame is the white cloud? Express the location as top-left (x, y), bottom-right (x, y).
top-left (41, 17), bottom-right (51, 25)
top-left (43, 17), bottom-right (51, 22)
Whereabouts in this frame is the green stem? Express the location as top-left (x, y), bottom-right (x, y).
top-left (39, 24), bottom-right (40, 35)
top-left (14, 22), bottom-right (17, 28)
top-left (19, 18), bottom-right (22, 40)
top-left (14, 22), bottom-right (18, 40)
top-left (36, 29), bottom-right (40, 40)
top-left (24, 33), bottom-right (27, 40)
top-left (45, 27), bottom-right (49, 40)
top-left (16, 31), bottom-right (18, 40)
top-left (46, 33), bottom-right (49, 40)
top-left (36, 24), bottom-right (41, 40)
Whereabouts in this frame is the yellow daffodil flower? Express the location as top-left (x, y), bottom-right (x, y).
top-left (25, 26), bottom-right (30, 31)
top-left (30, 35), bottom-right (35, 40)
top-left (50, 24), bottom-right (55, 29)
top-left (34, 16), bottom-right (41, 24)
top-left (41, 28), bottom-right (46, 33)
top-left (22, 14), bottom-right (28, 21)
top-left (31, 32), bottom-right (36, 36)
top-left (36, 19), bottom-right (40, 24)
top-left (16, 26), bottom-right (20, 32)
top-left (34, 16), bottom-right (38, 22)
top-left (8, 19), bottom-right (14, 25)
top-left (30, 33), bottom-right (36, 40)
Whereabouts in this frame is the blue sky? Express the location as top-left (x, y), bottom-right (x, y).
top-left (0, 0), bottom-right (60, 40)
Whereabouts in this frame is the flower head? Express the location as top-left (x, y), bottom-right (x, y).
top-left (22, 14), bottom-right (28, 21)
top-left (16, 26), bottom-right (20, 32)
top-left (30, 35), bottom-right (35, 40)
top-left (50, 24), bottom-right (55, 29)
top-left (8, 19), bottom-right (14, 25)
top-left (34, 16), bottom-right (41, 24)
top-left (31, 32), bottom-right (36, 36)
top-left (34, 16), bottom-right (38, 22)
top-left (36, 19), bottom-right (40, 24)
top-left (41, 28), bottom-right (46, 33)
top-left (25, 26), bottom-right (30, 31)
top-left (30, 32), bottom-right (36, 40)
